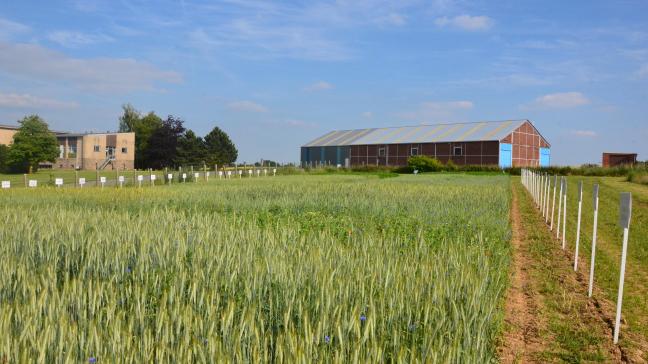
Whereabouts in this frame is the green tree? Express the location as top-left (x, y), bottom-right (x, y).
top-left (145, 115), bottom-right (185, 169)
top-left (175, 129), bottom-right (207, 167)
top-left (204, 126), bottom-right (238, 166)
top-left (0, 144), bottom-right (9, 173)
top-left (118, 103), bottom-right (140, 132)
top-left (7, 115), bottom-right (59, 173)
top-left (117, 105), bottom-right (163, 169)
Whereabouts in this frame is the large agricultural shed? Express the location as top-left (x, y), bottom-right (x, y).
top-left (301, 119), bottom-right (551, 168)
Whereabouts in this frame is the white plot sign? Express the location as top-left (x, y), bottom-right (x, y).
top-left (118, 175), bottom-right (125, 187)
top-left (79, 178), bottom-right (86, 187)
top-left (614, 192), bottom-right (632, 344)
top-left (55, 178), bottom-right (63, 187)
top-left (100, 176), bottom-right (106, 188)
top-left (1, 181), bottom-right (9, 189)
top-left (151, 174), bottom-right (156, 181)
top-left (28, 180), bottom-right (37, 188)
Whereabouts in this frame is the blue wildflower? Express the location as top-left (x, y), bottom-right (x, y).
top-left (360, 315), bottom-right (367, 323)
top-left (324, 335), bottom-right (330, 344)
top-left (125, 266), bottom-right (132, 273)
top-left (89, 357), bottom-right (97, 363)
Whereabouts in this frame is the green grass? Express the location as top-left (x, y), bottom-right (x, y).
top-left (514, 180), bottom-right (613, 362)
top-left (0, 174), bottom-right (512, 362)
top-left (542, 176), bottom-right (648, 360)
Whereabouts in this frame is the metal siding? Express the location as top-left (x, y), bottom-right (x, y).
top-left (303, 120), bottom-right (529, 147)
top-left (540, 147), bottom-right (551, 167)
top-left (499, 143), bottom-right (512, 168)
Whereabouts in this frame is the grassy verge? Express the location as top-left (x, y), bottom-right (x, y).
top-left (555, 176), bottom-right (648, 360)
top-left (513, 179), bottom-right (619, 362)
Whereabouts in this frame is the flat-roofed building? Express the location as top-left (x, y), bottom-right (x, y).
top-left (602, 152), bottom-right (637, 167)
top-left (0, 124), bottom-right (135, 170)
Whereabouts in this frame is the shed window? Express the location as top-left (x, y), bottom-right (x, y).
top-left (411, 147), bottom-right (419, 156)
top-left (121, 147), bottom-right (128, 154)
top-left (378, 147), bottom-right (386, 157)
top-left (453, 146), bottom-right (463, 156)
top-left (94, 145), bottom-right (100, 152)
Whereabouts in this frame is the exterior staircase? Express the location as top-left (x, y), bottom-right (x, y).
top-left (98, 155), bottom-right (115, 170)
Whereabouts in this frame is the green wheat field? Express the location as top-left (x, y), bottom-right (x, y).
top-left (0, 174), bottom-right (511, 362)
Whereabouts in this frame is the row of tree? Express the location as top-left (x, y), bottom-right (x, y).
top-left (118, 104), bottom-right (238, 169)
top-left (0, 106), bottom-right (238, 173)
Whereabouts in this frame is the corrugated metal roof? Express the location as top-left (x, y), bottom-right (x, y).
top-left (302, 120), bottom-right (528, 147)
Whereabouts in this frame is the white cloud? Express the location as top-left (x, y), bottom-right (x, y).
top-left (0, 42), bottom-right (182, 92)
top-left (378, 13), bottom-right (407, 26)
top-left (400, 100), bottom-right (473, 122)
top-left (263, 119), bottom-right (318, 128)
top-left (571, 130), bottom-right (597, 137)
top-left (47, 31), bottom-right (114, 47)
top-left (435, 15), bottom-right (493, 31)
top-left (637, 64), bottom-right (648, 78)
top-left (305, 81), bottom-right (334, 91)
top-left (523, 92), bottom-right (590, 109)
top-left (0, 92), bottom-right (78, 109)
top-left (227, 100), bottom-right (268, 113)
top-left (0, 18), bottom-right (30, 39)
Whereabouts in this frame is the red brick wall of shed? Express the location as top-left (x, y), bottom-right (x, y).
top-left (508, 121), bottom-right (550, 167)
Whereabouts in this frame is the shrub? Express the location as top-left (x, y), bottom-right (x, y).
top-left (407, 155), bottom-right (443, 172)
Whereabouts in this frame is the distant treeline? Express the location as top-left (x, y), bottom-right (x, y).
top-left (118, 104), bottom-right (237, 170)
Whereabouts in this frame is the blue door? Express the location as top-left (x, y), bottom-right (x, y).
top-left (540, 148), bottom-right (551, 167)
top-left (499, 143), bottom-right (512, 168)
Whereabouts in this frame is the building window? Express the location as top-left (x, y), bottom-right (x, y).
top-left (453, 146), bottom-right (463, 156)
top-left (68, 145), bottom-right (77, 158)
top-left (411, 147), bottom-right (419, 156)
top-left (378, 147), bottom-right (386, 157)
top-left (94, 145), bottom-right (100, 152)
top-left (121, 147), bottom-right (128, 154)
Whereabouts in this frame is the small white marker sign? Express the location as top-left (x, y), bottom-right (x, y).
top-left (28, 180), bottom-right (37, 187)
top-left (55, 178), bottom-right (63, 186)
top-left (100, 176), bottom-right (106, 183)
top-left (167, 174), bottom-right (173, 179)
top-left (194, 172), bottom-right (200, 178)
top-left (1, 181), bottom-right (9, 189)
top-left (118, 176), bottom-right (125, 182)
top-left (151, 175), bottom-right (156, 181)
top-left (619, 192), bottom-right (632, 229)
top-left (137, 175), bottom-right (143, 181)
top-left (79, 178), bottom-right (86, 186)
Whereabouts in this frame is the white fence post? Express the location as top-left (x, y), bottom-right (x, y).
top-left (556, 176), bottom-right (563, 238)
top-left (588, 184), bottom-right (599, 297)
top-left (550, 175), bottom-right (557, 230)
top-left (562, 177), bottom-right (567, 249)
top-left (574, 181), bottom-right (583, 271)
top-left (614, 192), bottom-right (632, 344)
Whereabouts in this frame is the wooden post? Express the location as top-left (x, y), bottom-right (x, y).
top-left (96, 167), bottom-right (99, 187)
top-left (23, 174), bottom-right (27, 187)
top-left (75, 170), bottom-right (78, 187)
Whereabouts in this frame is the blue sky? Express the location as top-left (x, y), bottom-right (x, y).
top-left (0, 0), bottom-right (647, 165)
